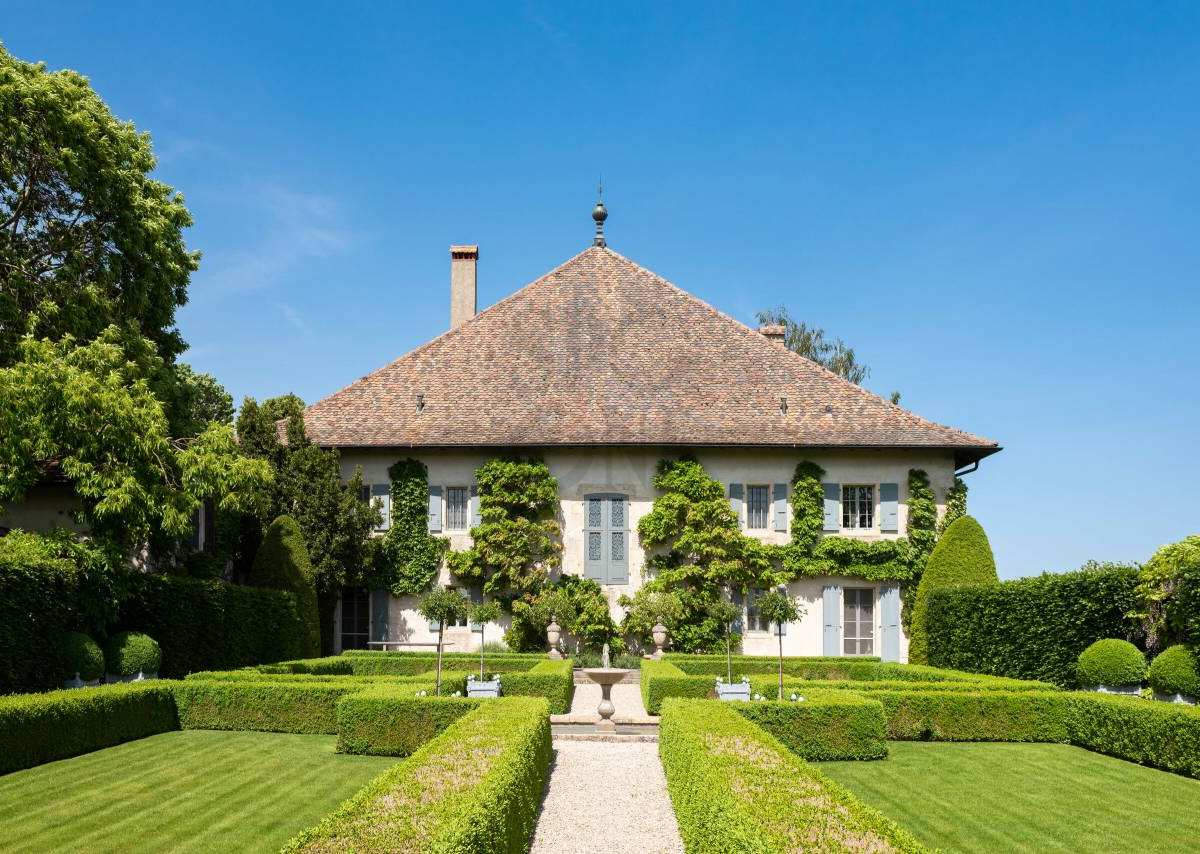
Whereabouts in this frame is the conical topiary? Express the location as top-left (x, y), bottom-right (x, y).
top-left (250, 515), bottom-right (320, 658)
top-left (909, 515), bottom-right (998, 664)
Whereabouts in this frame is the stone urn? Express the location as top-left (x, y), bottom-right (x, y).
top-left (651, 620), bottom-right (669, 659)
top-left (546, 615), bottom-right (563, 660)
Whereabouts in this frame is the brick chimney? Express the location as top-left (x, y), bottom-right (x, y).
top-left (449, 245), bottom-right (478, 329)
top-left (759, 324), bottom-right (786, 344)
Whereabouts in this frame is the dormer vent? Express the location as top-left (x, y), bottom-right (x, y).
top-left (779, 396), bottom-right (788, 416)
top-left (416, 394), bottom-right (425, 414)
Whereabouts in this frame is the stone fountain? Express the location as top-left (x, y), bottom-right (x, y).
top-left (581, 643), bottom-right (629, 734)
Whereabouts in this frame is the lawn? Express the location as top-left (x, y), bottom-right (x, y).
top-left (0, 729), bottom-right (397, 853)
top-left (817, 741), bottom-right (1200, 853)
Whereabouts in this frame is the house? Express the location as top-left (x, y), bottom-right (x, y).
top-left (304, 203), bottom-right (999, 659)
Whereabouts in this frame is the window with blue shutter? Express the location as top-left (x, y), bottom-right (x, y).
top-left (879, 483), bottom-right (899, 533)
top-left (773, 483), bottom-right (789, 532)
top-left (583, 493), bottom-right (629, 584)
top-left (427, 485), bottom-right (442, 532)
top-left (822, 584), bottom-right (841, 655)
top-left (880, 584), bottom-right (901, 662)
top-left (728, 483), bottom-right (743, 527)
top-left (821, 483), bottom-right (840, 532)
top-left (470, 484), bottom-right (482, 528)
top-left (371, 483), bottom-right (391, 531)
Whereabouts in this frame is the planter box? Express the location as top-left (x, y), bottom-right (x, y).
top-left (105, 671), bottom-right (158, 684)
top-left (715, 677), bottom-right (751, 702)
top-left (466, 676), bottom-right (501, 698)
top-left (1153, 692), bottom-right (1197, 705)
top-left (1088, 684), bottom-right (1142, 696)
top-left (60, 675), bottom-right (101, 690)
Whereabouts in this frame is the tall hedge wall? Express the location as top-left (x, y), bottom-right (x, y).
top-left (924, 564), bottom-right (1142, 686)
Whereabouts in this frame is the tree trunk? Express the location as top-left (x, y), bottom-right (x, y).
top-left (479, 625), bottom-right (485, 680)
top-left (777, 629), bottom-right (784, 701)
top-left (436, 621), bottom-right (444, 696)
top-left (726, 627), bottom-right (732, 684)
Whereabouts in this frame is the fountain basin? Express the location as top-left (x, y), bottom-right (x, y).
top-left (582, 668), bottom-right (630, 733)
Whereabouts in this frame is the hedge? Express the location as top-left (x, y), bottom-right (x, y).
top-left (58, 632), bottom-right (104, 682)
top-left (643, 659), bottom-right (711, 714)
top-left (0, 682), bottom-right (179, 774)
top-left (1076, 639), bottom-right (1146, 687)
top-left (104, 631), bottom-right (162, 676)
top-left (924, 563), bottom-right (1142, 686)
top-left (1068, 692), bottom-right (1200, 778)
top-left (659, 699), bottom-right (926, 853)
top-left (663, 653), bottom-right (870, 679)
top-left (337, 692), bottom-right (481, 756)
top-left (909, 515), bottom-right (997, 664)
top-left (285, 698), bottom-right (552, 853)
top-left (870, 689), bottom-right (1073, 743)
top-left (496, 659), bottom-right (574, 713)
top-left (249, 515), bottom-right (321, 658)
top-left (733, 692), bottom-right (888, 760)
top-left (171, 680), bottom-right (368, 734)
top-left (752, 677), bottom-right (1057, 695)
top-left (341, 649), bottom-right (547, 675)
top-left (1148, 646), bottom-right (1200, 697)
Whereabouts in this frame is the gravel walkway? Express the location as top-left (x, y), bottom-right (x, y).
top-left (529, 740), bottom-right (684, 854)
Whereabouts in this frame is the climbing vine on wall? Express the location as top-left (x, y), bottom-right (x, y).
top-left (938, 477), bottom-right (968, 535)
top-left (779, 461), bottom-right (918, 582)
top-left (371, 458), bottom-right (448, 596)
top-left (445, 457), bottom-right (562, 598)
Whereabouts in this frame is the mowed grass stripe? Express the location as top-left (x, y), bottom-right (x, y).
top-left (0, 730), bottom-right (396, 854)
top-left (817, 742), bottom-right (1200, 854)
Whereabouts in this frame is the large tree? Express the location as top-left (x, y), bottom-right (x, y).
top-left (0, 42), bottom-right (197, 366)
top-left (754, 305), bottom-right (870, 385)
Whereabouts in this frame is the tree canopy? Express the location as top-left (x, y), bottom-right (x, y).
top-left (754, 305), bottom-right (870, 385)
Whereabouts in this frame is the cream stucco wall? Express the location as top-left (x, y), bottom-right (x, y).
top-left (0, 484), bottom-right (85, 535)
top-left (335, 446), bottom-right (956, 659)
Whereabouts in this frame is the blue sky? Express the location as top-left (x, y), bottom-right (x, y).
top-left (5, 3), bottom-right (1199, 578)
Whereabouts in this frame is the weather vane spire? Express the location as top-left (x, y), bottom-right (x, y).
top-left (592, 178), bottom-right (608, 247)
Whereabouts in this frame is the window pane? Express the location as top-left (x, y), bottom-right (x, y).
top-left (588, 532), bottom-right (602, 562)
top-left (844, 638), bottom-right (855, 655)
top-left (610, 498), bottom-right (624, 529)
top-left (446, 487), bottom-right (468, 530)
top-left (611, 531), bottom-right (625, 562)
top-left (588, 499), bottom-right (602, 529)
top-left (747, 486), bottom-right (768, 529)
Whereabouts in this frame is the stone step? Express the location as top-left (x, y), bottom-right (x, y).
top-left (551, 713), bottom-right (659, 726)
top-left (553, 732), bottom-right (659, 743)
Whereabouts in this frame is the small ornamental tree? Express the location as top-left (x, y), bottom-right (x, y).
top-left (418, 588), bottom-right (468, 696)
top-left (708, 598), bottom-right (743, 683)
top-left (468, 599), bottom-right (503, 680)
top-left (909, 515), bottom-right (998, 664)
top-left (618, 588), bottom-right (684, 653)
top-left (249, 515), bottom-right (321, 657)
top-left (756, 589), bottom-right (805, 699)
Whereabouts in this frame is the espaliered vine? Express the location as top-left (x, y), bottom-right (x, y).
top-left (371, 458), bottom-right (448, 595)
top-left (445, 457), bottom-right (562, 598)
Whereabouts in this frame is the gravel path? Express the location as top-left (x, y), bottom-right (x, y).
top-left (568, 682), bottom-right (650, 720)
top-left (529, 740), bottom-right (684, 854)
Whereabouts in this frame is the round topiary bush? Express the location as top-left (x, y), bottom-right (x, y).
top-left (105, 631), bottom-right (162, 677)
top-left (1076, 638), bottom-right (1146, 688)
top-left (58, 632), bottom-right (104, 682)
top-left (909, 515), bottom-right (998, 664)
top-left (1148, 645), bottom-right (1200, 698)
top-left (250, 515), bottom-right (321, 658)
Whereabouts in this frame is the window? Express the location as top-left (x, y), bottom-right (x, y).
top-left (746, 588), bottom-right (769, 632)
top-left (746, 485), bottom-right (770, 530)
top-left (360, 483), bottom-right (391, 532)
top-left (842, 485), bottom-right (874, 530)
top-left (843, 588), bottom-right (874, 655)
top-left (446, 587), bottom-right (471, 627)
top-left (340, 586), bottom-right (370, 651)
top-left (446, 486), bottom-right (469, 530)
top-left (584, 494), bottom-right (629, 585)
top-left (188, 500), bottom-right (211, 552)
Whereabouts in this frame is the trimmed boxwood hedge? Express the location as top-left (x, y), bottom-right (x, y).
top-left (0, 682), bottom-right (179, 774)
top-left (733, 692), bottom-right (888, 760)
top-left (924, 563), bottom-right (1142, 686)
top-left (171, 680), bottom-right (368, 734)
top-left (337, 692), bottom-right (481, 756)
top-left (1077, 639), bottom-right (1147, 687)
top-left (496, 659), bottom-right (574, 713)
top-left (104, 631), bottom-right (162, 676)
top-left (663, 654), bottom-right (868, 679)
top-left (57, 632), bottom-right (104, 682)
top-left (1148, 646), bottom-right (1200, 697)
top-left (1068, 692), bottom-right (1200, 778)
top-left (870, 689), bottom-right (1073, 742)
top-left (659, 699), bottom-right (925, 853)
top-left (285, 698), bottom-right (552, 853)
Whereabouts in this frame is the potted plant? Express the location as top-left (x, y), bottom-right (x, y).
top-left (1076, 639), bottom-right (1146, 695)
top-left (755, 588), bottom-right (805, 700)
top-left (104, 632), bottom-right (162, 683)
top-left (418, 588), bottom-right (468, 696)
top-left (467, 599), bottom-right (503, 697)
top-left (1147, 645), bottom-right (1199, 704)
top-left (58, 632), bottom-right (104, 689)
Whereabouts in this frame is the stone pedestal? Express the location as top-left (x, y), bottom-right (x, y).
top-left (583, 668), bottom-right (628, 734)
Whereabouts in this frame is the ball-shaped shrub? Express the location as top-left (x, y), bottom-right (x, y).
top-left (909, 515), bottom-right (998, 664)
top-left (105, 631), bottom-right (162, 676)
top-left (1148, 646), bottom-right (1200, 698)
top-left (58, 632), bottom-right (104, 681)
top-left (1076, 638), bottom-right (1146, 687)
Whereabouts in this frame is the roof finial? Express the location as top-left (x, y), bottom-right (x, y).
top-left (592, 179), bottom-right (608, 247)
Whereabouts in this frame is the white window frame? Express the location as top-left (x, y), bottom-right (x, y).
top-left (445, 486), bottom-right (470, 531)
top-left (843, 587), bottom-right (875, 656)
top-left (360, 483), bottom-right (391, 532)
top-left (745, 484), bottom-right (770, 530)
top-left (841, 484), bottom-right (875, 531)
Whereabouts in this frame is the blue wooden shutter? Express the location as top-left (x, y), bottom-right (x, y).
top-left (584, 495), bottom-right (604, 581)
top-left (879, 483), bottom-right (899, 533)
top-left (731, 589), bottom-right (744, 634)
top-left (370, 588), bottom-right (389, 642)
top-left (729, 483), bottom-right (743, 527)
top-left (428, 485), bottom-right (442, 532)
top-left (773, 483), bottom-right (788, 532)
top-left (774, 586), bottom-right (788, 635)
top-left (607, 497), bottom-right (629, 584)
top-left (821, 483), bottom-right (840, 532)
top-left (822, 584), bottom-right (841, 655)
top-left (371, 483), bottom-right (391, 529)
top-left (469, 484), bottom-right (481, 528)
top-left (880, 584), bottom-right (900, 662)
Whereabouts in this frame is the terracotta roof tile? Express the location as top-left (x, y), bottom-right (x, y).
top-left (302, 246), bottom-right (999, 457)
